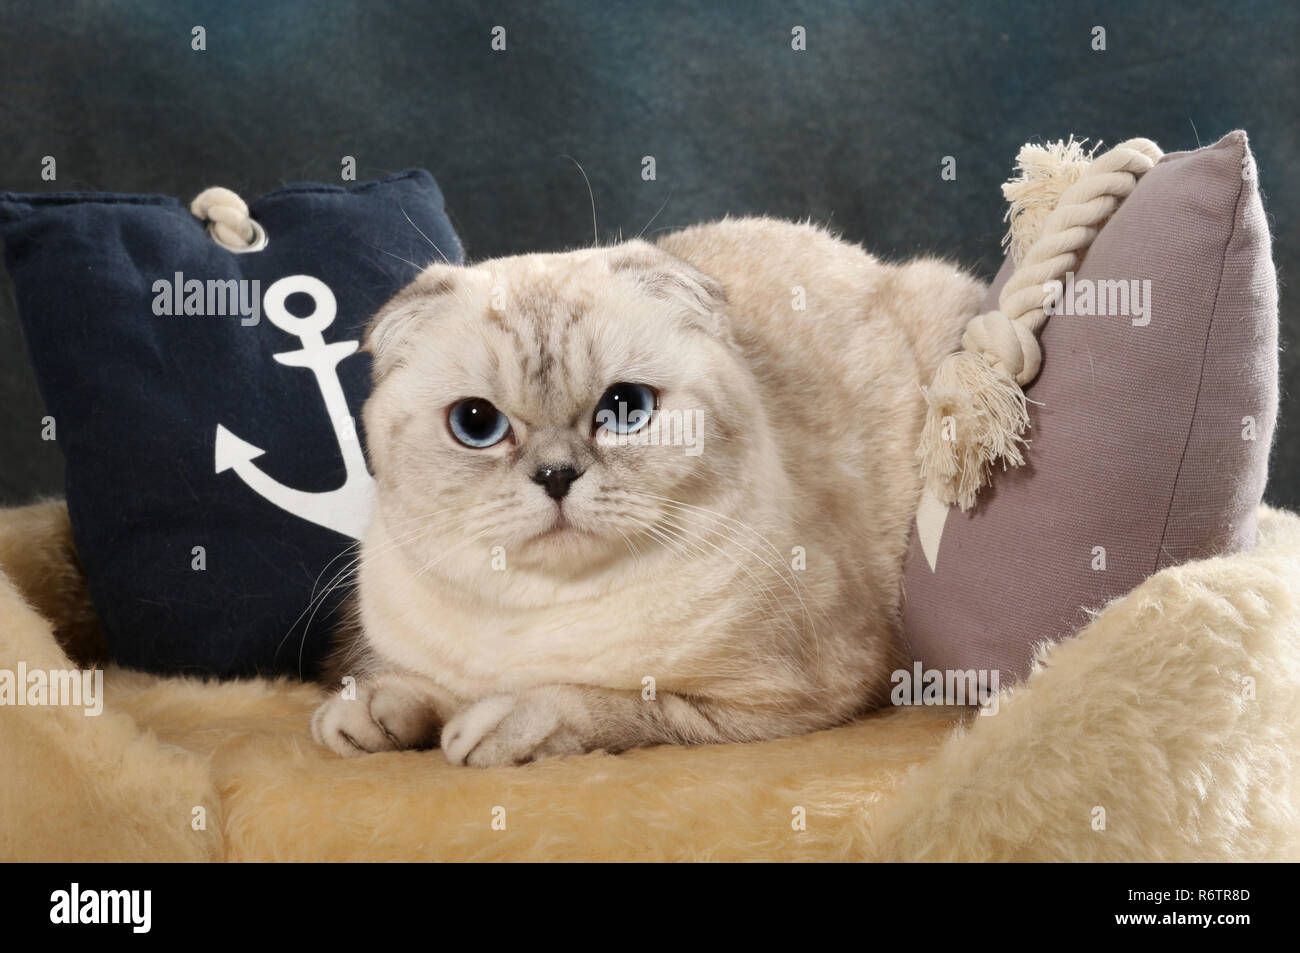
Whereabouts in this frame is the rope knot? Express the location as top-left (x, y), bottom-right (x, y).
top-left (961, 310), bottom-right (1043, 385)
top-left (190, 187), bottom-right (265, 252)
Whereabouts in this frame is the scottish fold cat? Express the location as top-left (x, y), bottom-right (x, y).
top-left (312, 217), bottom-right (982, 766)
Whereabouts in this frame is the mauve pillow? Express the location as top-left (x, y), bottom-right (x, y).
top-left (901, 131), bottom-right (1278, 686)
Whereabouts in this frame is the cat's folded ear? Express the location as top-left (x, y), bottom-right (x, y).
top-left (606, 241), bottom-right (727, 336)
top-left (363, 265), bottom-right (463, 379)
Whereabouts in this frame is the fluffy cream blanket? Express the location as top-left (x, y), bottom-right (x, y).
top-left (2, 500), bottom-right (1298, 861)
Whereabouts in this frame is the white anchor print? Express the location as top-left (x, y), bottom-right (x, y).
top-left (214, 275), bottom-right (376, 540)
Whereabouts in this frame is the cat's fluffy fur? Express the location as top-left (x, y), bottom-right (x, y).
top-left (311, 217), bottom-right (984, 766)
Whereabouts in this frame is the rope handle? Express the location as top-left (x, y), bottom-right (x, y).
top-left (189, 187), bottom-right (268, 253)
top-left (918, 137), bottom-right (1163, 511)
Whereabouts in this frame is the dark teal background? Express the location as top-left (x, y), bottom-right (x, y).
top-left (1, 0), bottom-right (1297, 505)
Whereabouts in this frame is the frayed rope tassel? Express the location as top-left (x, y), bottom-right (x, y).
top-left (916, 136), bottom-right (1162, 511)
top-left (919, 351), bottom-right (1030, 512)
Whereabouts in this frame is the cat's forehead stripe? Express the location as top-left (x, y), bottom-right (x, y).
top-left (482, 277), bottom-right (597, 398)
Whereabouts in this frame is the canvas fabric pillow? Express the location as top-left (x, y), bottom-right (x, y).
top-left (0, 171), bottom-right (462, 677)
top-left (902, 131), bottom-right (1278, 686)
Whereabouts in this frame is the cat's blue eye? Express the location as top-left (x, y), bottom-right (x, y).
top-left (448, 398), bottom-right (511, 448)
top-left (594, 383), bottom-right (657, 435)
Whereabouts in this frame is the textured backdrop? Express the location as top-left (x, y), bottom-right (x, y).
top-left (1, 0), bottom-right (1296, 506)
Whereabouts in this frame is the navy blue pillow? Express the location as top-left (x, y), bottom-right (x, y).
top-left (0, 171), bottom-right (462, 677)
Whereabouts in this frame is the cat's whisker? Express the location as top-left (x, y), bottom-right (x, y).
top-left (648, 495), bottom-right (824, 638)
top-left (411, 525), bottom-right (508, 582)
top-left (280, 503), bottom-right (497, 672)
top-left (647, 495), bottom-right (807, 583)
top-left (363, 242), bottom-right (424, 274)
top-left (298, 507), bottom-right (467, 619)
top-left (635, 189), bottom-right (674, 241)
top-left (654, 513), bottom-right (805, 643)
top-left (637, 494), bottom-right (813, 607)
top-left (304, 502), bottom-right (448, 605)
top-left (630, 522), bottom-right (775, 629)
top-left (621, 510), bottom-right (795, 639)
top-left (612, 526), bottom-right (651, 575)
top-left (287, 519), bottom-right (442, 673)
top-left (619, 492), bottom-right (824, 665)
top-left (560, 154), bottom-right (599, 247)
top-left (400, 205), bottom-right (457, 266)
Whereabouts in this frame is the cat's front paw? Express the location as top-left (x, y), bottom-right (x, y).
top-left (311, 674), bottom-right (442, 757)
top-left (442, 687), bottom-right (593, 767)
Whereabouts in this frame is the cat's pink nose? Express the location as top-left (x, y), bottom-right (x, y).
top-left (531, 465), bottom-right (583, 501)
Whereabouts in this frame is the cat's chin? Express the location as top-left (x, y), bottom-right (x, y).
top-left (525, 511), bottom-right (596, 546)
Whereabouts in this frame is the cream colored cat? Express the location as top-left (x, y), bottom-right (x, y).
top-left (311, 217), bottom-right (983, 766)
